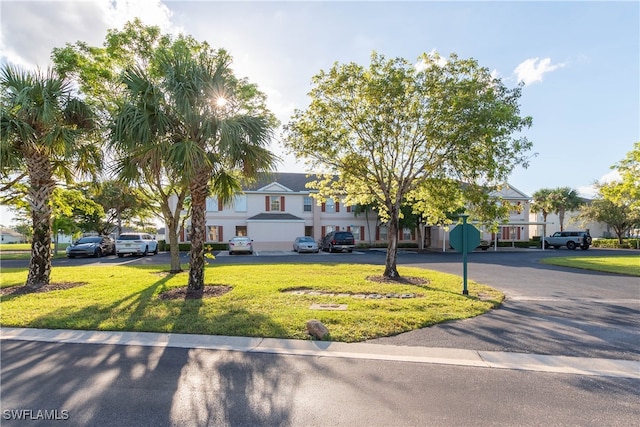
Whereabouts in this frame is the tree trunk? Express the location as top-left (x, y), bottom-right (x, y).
top-left (383, 206), bottom-right (400, 278)
top-left (187, 174), bottom-right (208, 291)
top-left (25, 154), bottom-right (54, 290)
top-left (559, 210), bottom-right (565, 232)
top-left (166, 214), bottom-right (182, 274)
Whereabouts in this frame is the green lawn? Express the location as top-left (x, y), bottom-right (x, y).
top-left (541, 255), bottom-right (640, 276)
top-left (0, 263), bottom-right (502, 342)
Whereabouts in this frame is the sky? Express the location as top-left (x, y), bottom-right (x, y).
top-left (1, 0), bottom-right (638, 227)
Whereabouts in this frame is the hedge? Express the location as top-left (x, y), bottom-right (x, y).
top-left (592, 238), bottom-right (640, 249)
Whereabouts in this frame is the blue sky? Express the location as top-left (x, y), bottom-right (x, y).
top-left (1, 0), bottom-right (638, 226)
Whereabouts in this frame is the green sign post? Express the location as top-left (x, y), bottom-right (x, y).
top-left (449, 215), bottom-right (480, 295)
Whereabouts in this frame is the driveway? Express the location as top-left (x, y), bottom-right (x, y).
top-left (369, 249), bottom-right (640, 361)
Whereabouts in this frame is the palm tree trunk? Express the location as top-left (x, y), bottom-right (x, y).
top-left (187, 174), bottom-right (209, 291)
top-left (25, 154), bottom-right (54, 290)
top-left (383, 206), bottom-right (401, 279)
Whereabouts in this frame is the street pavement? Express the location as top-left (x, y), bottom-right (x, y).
top-left (1, 248), bottom-right (639, 426)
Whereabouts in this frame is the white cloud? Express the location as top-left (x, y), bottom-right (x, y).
top-left (0, 0), bottom-right (178, 70)
top-left (578, 170), bottom-right (621, 198)
top-left (514, 57), bottom-right (565, 85)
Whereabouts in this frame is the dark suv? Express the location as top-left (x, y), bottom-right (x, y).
top-left (321, 231), bottom-right (355, 253)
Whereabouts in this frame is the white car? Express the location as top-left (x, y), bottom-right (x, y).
top-left (116, 233), bottom-right (159, 257)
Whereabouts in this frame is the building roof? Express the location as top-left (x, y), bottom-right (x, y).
top-left (243, 172), bottom-right (317, 193)
top-left (247, 213), bottom-right (304, 221)
top-left (0, 227), bottom-right (24, 238)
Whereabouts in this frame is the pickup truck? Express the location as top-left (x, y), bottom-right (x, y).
top-left (543, 231), bottom-right (592, 250)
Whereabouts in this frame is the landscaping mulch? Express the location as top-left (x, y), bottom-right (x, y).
top-left (365, 275), bottom-right (429, 285)
top-left (0, 282), bottom-right (87, 296)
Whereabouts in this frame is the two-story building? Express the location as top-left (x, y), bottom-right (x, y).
top-left (172, 173), bottom-right (533, 251)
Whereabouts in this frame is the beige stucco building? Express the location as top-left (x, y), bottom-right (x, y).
top-left (171, 173), bottom-right (535, 251)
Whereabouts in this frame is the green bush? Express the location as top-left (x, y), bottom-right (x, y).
top-left (592, 238), bottom-right (639, 249)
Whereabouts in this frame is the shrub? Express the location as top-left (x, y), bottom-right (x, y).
top-left (592, 238), bottom-right (639, 249)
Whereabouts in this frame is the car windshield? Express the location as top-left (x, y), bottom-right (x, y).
top-left (118, 235), bottom-right (142, 241)
top-left (298, 237), bottom-right (314, 242)
top-left (76, 237), bottom-right (101, 244)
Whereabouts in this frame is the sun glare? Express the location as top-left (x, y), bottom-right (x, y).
top-left (215, 97), bottom-right (227, 107)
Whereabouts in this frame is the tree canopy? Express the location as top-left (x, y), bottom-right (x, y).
top-left (284, 51), bottom-right (533, 278)
top-left (0, 65), bottom-right (101, 288)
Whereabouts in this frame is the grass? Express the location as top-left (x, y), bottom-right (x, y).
top-left (0, 263), bottom-right (503, 342)
top-left (0, 243), bottom-right (69, 260)
top-left (541, 255), bottom-right (640, 276)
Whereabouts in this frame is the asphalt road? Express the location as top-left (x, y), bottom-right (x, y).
top-left (1, 340), bottom-right (638, 427)
top-left (1, 248), bottom-right (638, 426)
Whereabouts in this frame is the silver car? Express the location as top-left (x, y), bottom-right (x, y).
top-left (293, 236), bottom-right (319, 253)
top-left (66, 236), bottom-right (115, 258)
top-left (228, 236), bottom-right (254, 255)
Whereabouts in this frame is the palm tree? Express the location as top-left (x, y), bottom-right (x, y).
top-left (550, 187), bottom-right (583, 231)
top-left (0, 65), bottom-right (100, 289)
top-left (530, 188), bottom-right (555, 224)
top-left (112, 42), bottom-right (277, 290)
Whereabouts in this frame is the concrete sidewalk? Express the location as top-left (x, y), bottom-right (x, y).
top-left (2, 327), bottom-right (638, 379)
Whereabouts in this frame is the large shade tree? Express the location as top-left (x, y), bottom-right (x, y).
top-left (112, 38), bottom-right (278, 289)
top-left (284, 52), bottom-right (532, 278)
top-left (580, 143), bottom-right (640, 243)
top-left (0, 65), bottom-right (101, 289)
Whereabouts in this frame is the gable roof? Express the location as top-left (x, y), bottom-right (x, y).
top-left (243, 173), bottom-right (316, 193)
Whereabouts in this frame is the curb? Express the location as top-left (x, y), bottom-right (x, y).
top-left (2, 327), bottom-right (638, 379)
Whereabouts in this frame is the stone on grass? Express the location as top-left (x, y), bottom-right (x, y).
top-left (306, 319), bottom-right (330, 340)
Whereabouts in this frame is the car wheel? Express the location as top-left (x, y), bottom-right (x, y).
top-left (67, 255), bottom-right (75, 259)
top-left (581, 245), bottom-right (590, 250)
top-left (153, 245), bottom-right (158, 255)
top-left (328, 244), bottom-right (334, 253)
top-left (566, 241), bottom-right (576, 250)
top-left (94, 248), bottom-right (102, 258)
top-left (142, 246), bottom-right (149, 256)
top-left (117, 253), bottom-right (124, 258)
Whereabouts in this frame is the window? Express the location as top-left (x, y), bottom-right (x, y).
top-left (206, 197), bottom-right (222, 212)
top-left (350, 227), bottom-right (361, 241)
top-left (271, 196), bottom-right (280, 211)
top-left (234, 195), bottom-right (247, 212)
top-left (206, 226), bottom-right (223, 242)
top-left (378, 225), bottom-right (388, 241)
top-left (265, 195), bottom-right (285, 212)
top-left (235, 226), bottom-right (247, 237)
top-left (303, 197), bottom-right (313, 212)
top-left (402, 228), bottom-right (413, 241)
top-left (325, 198), bottom-right (335, 213)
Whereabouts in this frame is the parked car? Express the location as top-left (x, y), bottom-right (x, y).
top-left (321, 231), bottom-right (355, 253)
top-left (543, 231), bottom-right (592, 250)
top-left (116, 233), bottom-right (158, 257)
top-left (293, 236), bottom-right (319, 253)
top-left (228, 236), bottom-right (254, 255)
top-left (66, 236), bottom-right (115, 258)
top-left (478, 239), bottom-right (491, 250)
